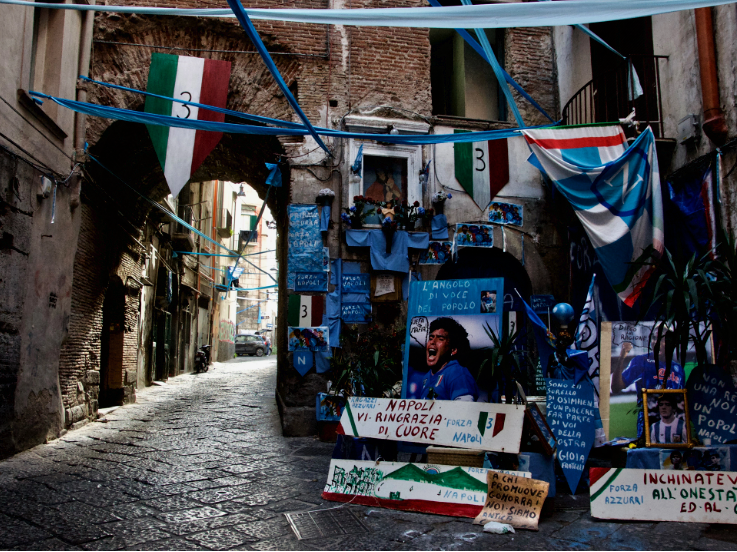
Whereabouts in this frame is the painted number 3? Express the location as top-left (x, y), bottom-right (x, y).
top-left (475, 148), bottom-right (486, 172)
top-left (177, 91), bottom-right (192, 119)
top-left (300, 305), bottom-right (308, 319)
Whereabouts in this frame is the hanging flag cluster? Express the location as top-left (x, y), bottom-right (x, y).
top-left (522, 125), bottom-right (664, 307)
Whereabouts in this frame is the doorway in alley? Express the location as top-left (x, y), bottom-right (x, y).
top-left (100, 276), bottom-right (126, 407)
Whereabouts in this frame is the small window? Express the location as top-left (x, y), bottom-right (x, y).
top-left (235, 335), bottom-right (247, 344)
top-left (430, 27), bottom-right (506, 121)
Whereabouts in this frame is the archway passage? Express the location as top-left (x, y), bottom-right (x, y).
top-left (62, 66), bottom-right (287, 425)
top-left (436, 247), bottom-right (533, 303)
top-left (100, 277), bottom-right (126, 407)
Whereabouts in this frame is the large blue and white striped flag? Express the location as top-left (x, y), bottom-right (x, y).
top-left (522, 126), bottom-right (664, 307)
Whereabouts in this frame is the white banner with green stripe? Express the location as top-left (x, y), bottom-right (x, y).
top-left (338, 397), bottom-right (525, 453)
top-left (590, 467), bottom-right (737, 523)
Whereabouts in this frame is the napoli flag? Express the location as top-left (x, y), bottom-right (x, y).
top-left (145, 53), bottom-right (231, 197)
top-left (522, 126), bottom-right (664, 307)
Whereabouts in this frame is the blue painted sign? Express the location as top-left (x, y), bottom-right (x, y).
top-left (545, 378), bottom-right (595, 493)
top-left (401, 278), bottom-right (504, 400)
top-left (531, 294), bottom-right (556, 314)
top-left (294, 272), bottom-right (328, 292)
top-left (341, 274), bottom-right (370, 294)
top-left (293, 351), bottom-right (313, 376)
top-left (288, 204), bottom-right (323, 287)
top-left (341, 302), bottom-right (372, 323)
top-left (687, 364), bottom-right (737, 445)
top-left (409, 278), bottom-right (502, 316)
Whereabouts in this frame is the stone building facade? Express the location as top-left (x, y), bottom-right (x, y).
top-left (0, 0), bottom-right (93, 457)
top-left (3, 0), bottom-right (735, 455)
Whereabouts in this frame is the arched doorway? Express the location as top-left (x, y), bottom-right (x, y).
top-left (436, 247), bottom-right (532, 305)
top-left (100, 276), bottom-right (126, 407)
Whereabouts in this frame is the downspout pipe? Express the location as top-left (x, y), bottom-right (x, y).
top-left (71, 1), bottom-right (95, 208)
top-left (695, 7), bottom-right (729, 146)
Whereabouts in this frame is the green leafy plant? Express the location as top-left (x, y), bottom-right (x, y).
top-left (476, 322), bottom-right (531, 403)
top-left (329, 323), bottom-right (405, 398)
top-left (638, 249), bottom-right (715, 387)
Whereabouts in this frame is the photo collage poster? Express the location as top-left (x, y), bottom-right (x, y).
top-left (402, 278), bottom-right (503, 403)
top-left (287, 326), bottom-right (330, 352)
top-left (605, 321), bottom-right (713, 440)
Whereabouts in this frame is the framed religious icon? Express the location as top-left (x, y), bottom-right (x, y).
top-left (348, 140), bottom-right (423, 227)
top-left (642, 388), bottom-right (692, 448)
top-left (525, 402), bottom-right (557, 456)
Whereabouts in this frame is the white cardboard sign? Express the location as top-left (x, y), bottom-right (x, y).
top-left (339, 397), bottom-right (525, 454)
top-left (323, 459), bottom-right (530, 518)
top-left (590, 468), bottom-right (737, 524)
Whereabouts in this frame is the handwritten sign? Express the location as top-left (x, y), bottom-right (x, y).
top-left (530, 295), bottom-right (555, 314)
top-left (590, 468), bottom-right (737, 524)
top-left (687, 364), bottom-right (737, 445)
top-left (339, 397), bottom-right (525, 453)
top-left (341, 303), bottom-right (371, 323)
top-left (342, 274), bottom-right (370, 293)
top-left (323, 459), bottom-right (530, 518)
top-left (294, 272), bottom-right (328, 292)
top-left (409, 278), bottom-right (503, 316)
top-left (288, 204), bottom-right (323, 287)
top-left (374, 274), bottom-right (396, 297)
top-left (546, 379), bottom-right (595, 493)
top-left (473, 472), bottom-right (549, 530)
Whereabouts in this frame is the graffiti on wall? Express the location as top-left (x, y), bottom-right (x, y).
top-left (219, 319), bottom-right (235, 344)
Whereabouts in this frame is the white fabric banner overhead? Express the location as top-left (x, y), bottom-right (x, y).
top-left (1, 0), bottom-right (736, 28)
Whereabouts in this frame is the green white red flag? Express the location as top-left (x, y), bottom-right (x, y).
top-left (145, 53), bottom-right (231, 197)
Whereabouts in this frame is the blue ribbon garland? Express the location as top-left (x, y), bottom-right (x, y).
top-left (87, 152), bottom-right (277, 284)
top-left (426, 0), bottom-right (554, 123)
top-left (34, 91), bottom-right (557, 144)
top-left (226, 0), bottom-right (330, 155)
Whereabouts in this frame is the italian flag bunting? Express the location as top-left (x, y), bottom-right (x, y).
top-left (454, 130), bottom-right (509, 211)
top-left (145, 53), bottom-right (231, 198)
top-left (288, 295), bottom-right (325, 327)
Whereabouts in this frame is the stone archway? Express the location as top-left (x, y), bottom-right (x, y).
top-left (59, 12), bottom-right (301, 428)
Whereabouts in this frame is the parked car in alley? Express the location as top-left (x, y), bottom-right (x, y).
top-left (235, 334), bottom-right (267, 357)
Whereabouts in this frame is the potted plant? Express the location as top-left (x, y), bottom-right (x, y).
top-left (326, 323), bottom-right (404, 459)
top-left (316, 188), bottom-right (335, 207)
top-left (341, 195), bottom-right (375, 229)
top-left (392, 200), bottom-right (433, 231)
top-left (431, 191), bottom-right (452, 215)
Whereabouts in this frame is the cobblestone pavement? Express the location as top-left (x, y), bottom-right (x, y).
top-left (2, 358), bottom-right (737, 551)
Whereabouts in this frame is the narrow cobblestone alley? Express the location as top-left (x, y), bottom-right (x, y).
top-left (1, 358), bottom-right (737, 551)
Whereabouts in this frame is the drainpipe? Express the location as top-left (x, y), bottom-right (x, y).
top-left (695, 7), bottom-right (729, 146)
top-left (70, 2), bottom-right (95, 208)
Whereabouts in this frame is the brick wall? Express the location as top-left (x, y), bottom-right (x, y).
top-left (505, 27), bottom-right (558, 126)
top-left (58, 186), bottom-right (145, 424)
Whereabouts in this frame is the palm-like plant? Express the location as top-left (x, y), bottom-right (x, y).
top-left (642, 249), bottom-right (715, 387)
top-left (477, 322), bottom-right (530, 403)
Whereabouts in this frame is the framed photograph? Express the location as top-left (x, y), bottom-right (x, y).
top-left (525, 402), bottom-right (557, 455)
top-left (643, 389), bottom-right (691, 448)
top-left (602, 321), bottom-right (714, 440)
